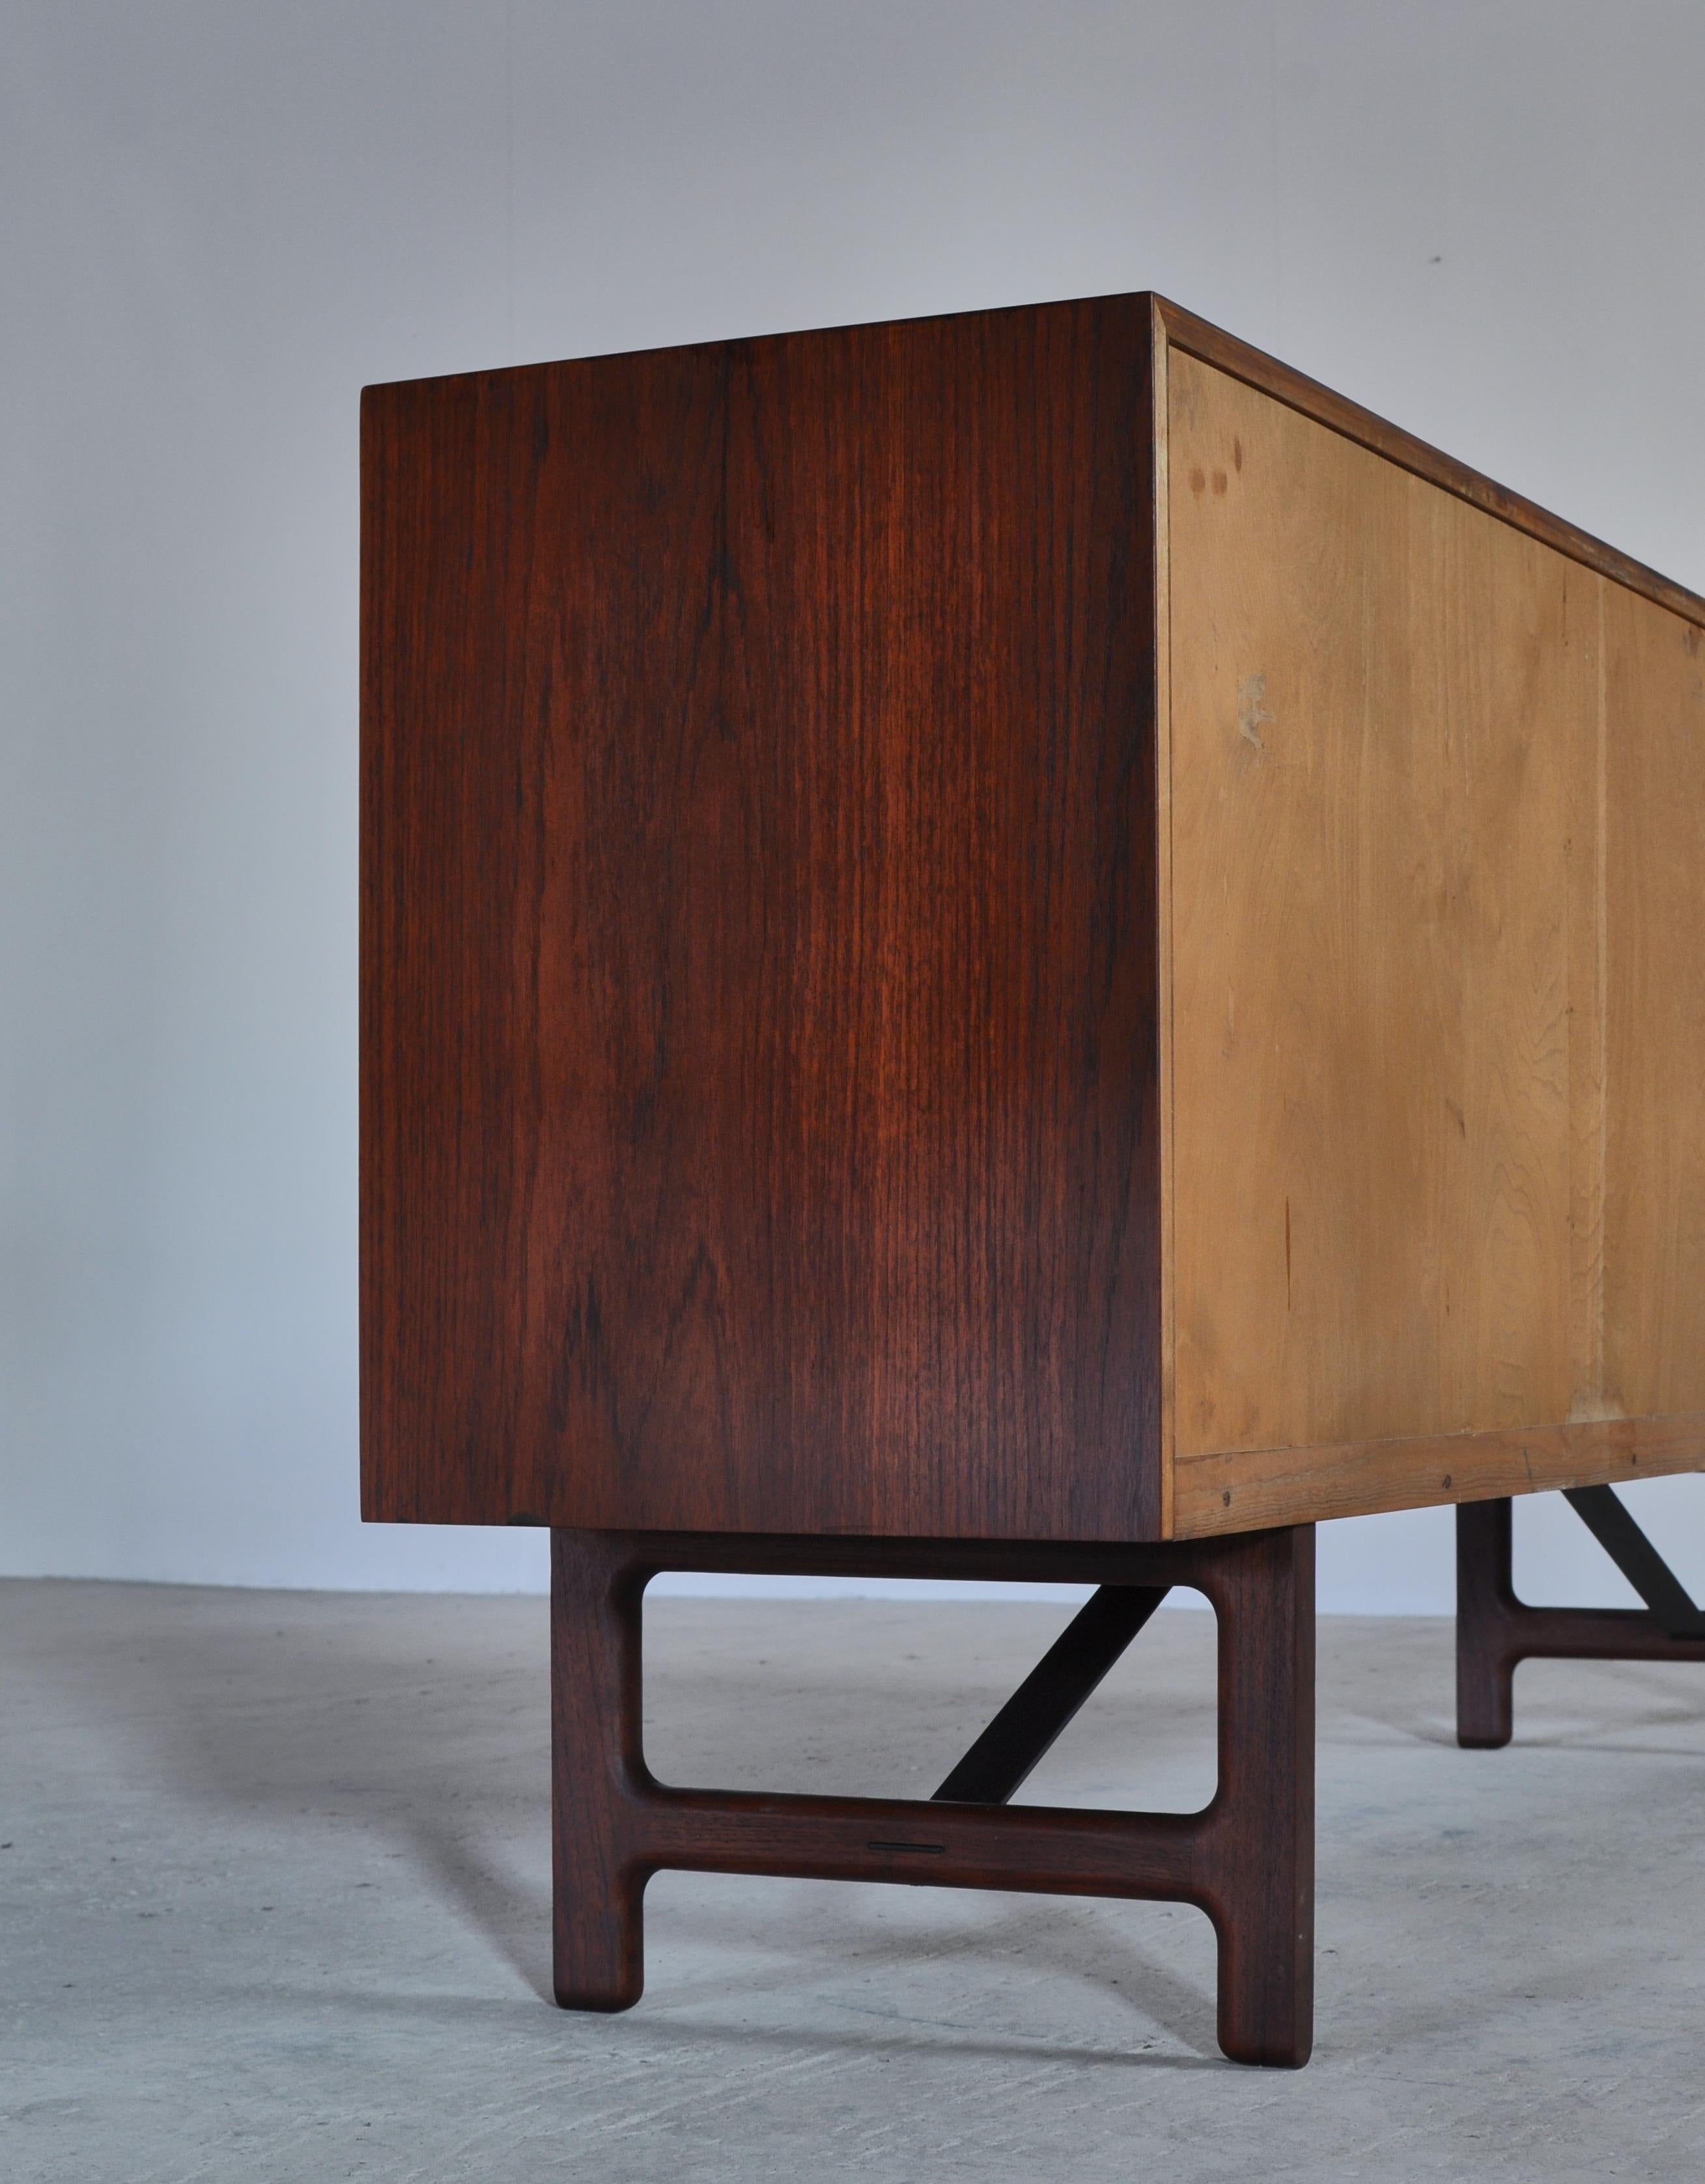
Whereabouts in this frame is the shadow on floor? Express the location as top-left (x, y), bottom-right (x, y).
top-left (3, 1584), bottom-right (1251, 2056)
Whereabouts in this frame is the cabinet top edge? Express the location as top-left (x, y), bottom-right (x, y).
top-left (1155, 297), bottom-right (1705, 629)
top-left (361, 289), bottom-right (1705, 630)
top-left (358, 291), bottom-right (1166, 402)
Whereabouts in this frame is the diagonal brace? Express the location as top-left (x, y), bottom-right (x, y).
top-left (1563, 1485), bottom-right (1705, 1638)
top-left (931, 1584), bottom-right (1168, 1806)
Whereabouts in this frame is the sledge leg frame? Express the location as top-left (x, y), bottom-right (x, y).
top-left (551, 1524), bottom-right (1316, 2069)
top-left (1457, 1490), bottom-right (1705, 1749)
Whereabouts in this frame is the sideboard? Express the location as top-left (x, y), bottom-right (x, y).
top-left (361, 294), bottom-right (1705, 2065)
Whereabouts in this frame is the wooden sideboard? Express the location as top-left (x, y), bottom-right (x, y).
top-left (361, 294), bottom-right (1705, 2067)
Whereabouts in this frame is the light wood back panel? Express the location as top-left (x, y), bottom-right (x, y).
top-left (1165, 350), bottom-right (1705, 1530)
top-left (1603, 587), bottom-right (1705, 1415)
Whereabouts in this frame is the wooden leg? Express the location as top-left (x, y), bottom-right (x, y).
top-left (1202, 1524), bottom-right (1315, 2067)
top-left (1456, 1491), bottom-right (1705, 1749)
top-left (549, 1524), bottom-right (1316, 2067)
top-left (551, 1529), bottom-right (647, 2009)
top-left (1456, 1497), bottom-right (1516, 1749)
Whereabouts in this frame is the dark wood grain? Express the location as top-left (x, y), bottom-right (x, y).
top-left (550, 1523), bottom-right (1315, 2067)
top-left (363, 296), bottom-right (1163, 1540)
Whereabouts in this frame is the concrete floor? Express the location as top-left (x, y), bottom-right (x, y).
top-left (5, 1581), bottom-right (1705, 2182)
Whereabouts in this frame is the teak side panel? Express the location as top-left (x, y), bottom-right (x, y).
top-left (1165, 350), bottom-right (1705, 1534)
top-left (362, 298), bottom-right (1164, 1541)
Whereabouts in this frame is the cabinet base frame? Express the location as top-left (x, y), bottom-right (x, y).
top-left (550, 1523), bottom-right (1315, 2069)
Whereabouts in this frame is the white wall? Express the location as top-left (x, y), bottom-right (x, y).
top-left (3, 0), bottom-right (1702, 1607)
